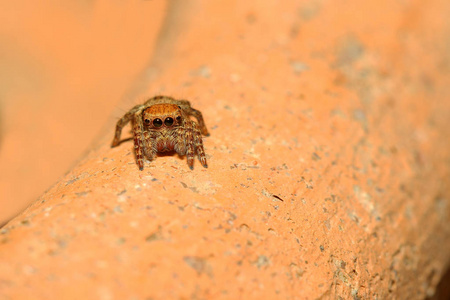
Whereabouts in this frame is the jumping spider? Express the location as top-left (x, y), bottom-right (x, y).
top-left (111, 95), bottom-right (209, 170)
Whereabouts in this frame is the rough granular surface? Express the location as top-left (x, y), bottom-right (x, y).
top-left (0, 1), bottom-right (449, 299)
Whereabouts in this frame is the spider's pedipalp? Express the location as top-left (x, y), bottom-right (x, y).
top-left (173, 127), bottom-right (186, 155)
top-left (143, 130), bottom-right (156, 161)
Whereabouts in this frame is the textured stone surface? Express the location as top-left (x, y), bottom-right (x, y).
top-left (1, 1), bottom-right (450, 299)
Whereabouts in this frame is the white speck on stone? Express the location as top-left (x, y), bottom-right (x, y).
top-left (43, 206), bottom-right (52, 217)
top-left (230, 73), bottom-right (241, 83)
top-left (96, 260), bottom-right (108, 269)
top-left (23, 265), bottom-right (36, 275)
top-left (291, 61), bottom-right (309, 74)
top-left (97, 286), bottom-right (113, 300)
top-left (117, 194), bottom-right (127, 203)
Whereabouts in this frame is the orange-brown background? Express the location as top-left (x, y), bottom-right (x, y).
top-left (0, 1), bottom-right (450, 299)
top-left (0, 1), bottom-right (167, 224)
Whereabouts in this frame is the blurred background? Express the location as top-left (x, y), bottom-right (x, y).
top-left (0, 1), bottom-right (172, 225)
top-left (1, 1), bottom-right (450, 298)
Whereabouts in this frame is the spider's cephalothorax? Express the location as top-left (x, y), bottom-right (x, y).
top-left (111, 96), bottom-right (209, 170)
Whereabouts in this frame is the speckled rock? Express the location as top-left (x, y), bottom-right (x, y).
top-left (1, 1), bottom-right (450, 299)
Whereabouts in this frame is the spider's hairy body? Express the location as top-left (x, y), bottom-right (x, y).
top-left (143, 104), bottom-right (181, 152)
top-left (111, 96), bottom-right (209, 170)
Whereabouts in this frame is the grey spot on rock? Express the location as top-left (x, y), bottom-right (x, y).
top-left (253, 255), bottom-right (270, 269)
top-left (291, 61), bottom-right (309, 74)
top-left (183, 256), bottom-right (213, 278)
top-left (335, 35), bottom-right (365, 67)
top-left (190, 65), bottom-right (211, 78)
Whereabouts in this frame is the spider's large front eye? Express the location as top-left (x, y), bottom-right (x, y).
top-left (164, 117), bottom-right (174, 126)
top-left (144, 119), bottom-right (151, 125)
top-left (153, 118), bottom-right (163, 127)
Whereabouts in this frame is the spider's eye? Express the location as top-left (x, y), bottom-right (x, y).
top-left (153, 118), bottom-right (163, 128)
top-left (164, 117), bottom-right (174, 126)
top-left (144, 119), bottom-right (151, 125)
top-left (176, 116), bottom-right (182, 123)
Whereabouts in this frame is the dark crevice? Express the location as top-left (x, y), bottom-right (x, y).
top-left (426, 266), bottom-right (450, 300)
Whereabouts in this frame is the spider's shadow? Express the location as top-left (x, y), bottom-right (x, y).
top-left (115, 137), bottom-right (133, 146)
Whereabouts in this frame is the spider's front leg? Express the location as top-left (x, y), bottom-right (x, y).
top-left (132, 114), bottom-right (145, 170)
top-left (184, 124), bottom-right (195, 169)
top-left (177, 121), bottom-right (207, 169)
top-left (192, 121), bottom-right (208, 168)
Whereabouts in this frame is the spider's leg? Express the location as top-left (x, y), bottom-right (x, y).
top-left (192, 122), bottom-right (208, 168)
top-left (111, 104), bottom-right (144, 147)
top-left (173, 100), bottom-right (208, 136)
top-left (184, 122), bottom-right (195, 169)
top-left (112, 112), bottom-right (133, 147)
top-left (132, 113), bottom-right (145, 170)
top-left (187, 107), bottom-right (209, 136)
